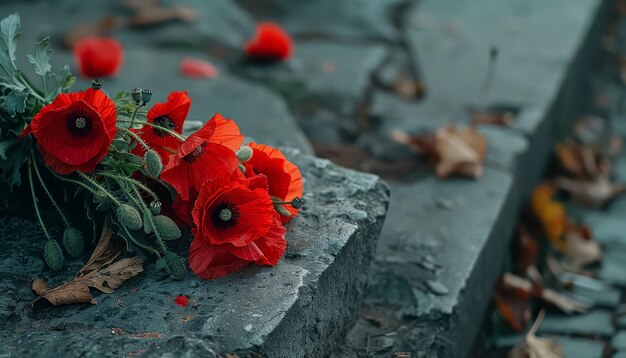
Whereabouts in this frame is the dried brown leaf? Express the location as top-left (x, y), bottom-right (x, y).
top-left (434, 126), bottom-right (486, 179)
top-left (555, 176), bottom-right (625, 207)
top-left (470, 111), bottom-right (515, 127)
top-left (500, 272), bottom-right (589, 314)
top-left (32, 220), bottom-right (143, 306)
top-left (64, 17), bottom-right (122, 48)
top-left (560, 225), bottom-right (603, 271)
top-left (509, 310), bottom-right (563, 358)
top-left (392, 76), bottom-right (424, 99)
top-left (31, 278), bottom-right (50, 296)
top-left (128, 7), bottom-right (197, 27)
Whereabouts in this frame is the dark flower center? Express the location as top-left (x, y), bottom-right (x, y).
top-left (182, 142), bottom-right (207, 163)
top-left (211, 200), bottom-right (240, 229)
top-left (66, 109), bottom-right (92, 137)
top-left (152, 116), bottom-right (176, 138)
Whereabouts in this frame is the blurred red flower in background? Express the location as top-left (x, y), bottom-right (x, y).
top-left (245, 22), bottom-right (293, 61)
top-left (188, 175), bottom-right (287, 280)
top-left (21, 88), bottom-right (117, 174)
top-left (73, 37), bottom-right (124, 78)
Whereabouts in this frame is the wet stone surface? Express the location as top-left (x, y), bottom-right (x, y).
top-left (0, 150), bottom-right (390, 357)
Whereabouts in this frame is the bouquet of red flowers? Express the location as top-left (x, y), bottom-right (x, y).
top-left (0, 13), bottom-right (303, 290)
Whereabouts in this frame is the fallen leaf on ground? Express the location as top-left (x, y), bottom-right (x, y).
top-left (470, 110), bottom-right (515, 127)
top-left (515, 225), bottom-right (540, 272)
top-left (392, 125), bottom-right (486, 179)
top-left (500, 272), bottom-right (589, 314)
top-left (494, 274), bottom-right (533, 332)
top-left (64, 18), bottom-right (122, 48)
top-left (555, 142), bottom-right (601, 179)
top-left (32, 219), bottom-right (143, 306)
top-left (531, 184), bottom-right (567, 246)
top-left (560, 224), bottom-right (603, 271)
top-left (391, 72), bottom-right (424, 99)
top-left (555, 176), bottom-right (625, 208)
top-left (127, 6), bottom-right (197, 27)
top-left (508, 310), bottom-right (563, 358)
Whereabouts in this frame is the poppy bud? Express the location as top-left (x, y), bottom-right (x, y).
top-left (44, 240), bottom-right (64, 272)
top-left (163, 252), bottom-right (186, 280)
top-left (150, 200), bottom-right (162, 215)
top-left (153, 215), bottom-right (181, 240)
top-left (91, 78), bottom-right (103, 90)
top-left (141, 89), bottom-right (152, 104)
top-left (236, 146), bottom-right (253, 162)
top-left (116, 203), bottom-right (143, 230)
top-left (291, 197), bottom-right (304, 209)
top-left (131, 88), bottom-right (142, 104)
top-left (144, 149), bottom-right (163, 176)
top-left (63, 227), bottom-right (85, 258)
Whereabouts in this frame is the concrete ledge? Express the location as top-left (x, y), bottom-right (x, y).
top-left (0, 150), bottom-right (389, 357)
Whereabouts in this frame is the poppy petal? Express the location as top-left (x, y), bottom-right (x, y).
top-left (189, 238), bottom-right (249, 280)
top-left (180, 58), bottom-right (219, 79)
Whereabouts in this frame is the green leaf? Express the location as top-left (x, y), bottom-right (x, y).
top-left (51, 64), bottom-right (75, 95)
top-left (44, 239), bottom-right (64, 271)
top-left (63, 227), bottom-right (84, 258)
top-left (0, 139), bottom-right (13, 160)
top-left (0, 14), bottom-right (25, 92)
top-left (2, 89), bottom-right (27, 116)
top-left (28, 37), bottom-right (52, 78)
top-left (0, 14), bottom-right (19, 64)
top-left (0, 138), bottom-right (28, 189)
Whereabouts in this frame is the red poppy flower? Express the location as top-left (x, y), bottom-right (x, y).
top-left (243, 143), bottom-right (303, 223)
top-left (132, 91), bottom-right (191, 160)
top-left (188, 175), bottom-right (287, 280)
top-left (244, 22), bottom-right (293, 61)
top-left (73, 37), bottom-right (124, 78)
top-left (21, 88), bottom-right (117, 174)
top-left (161, 113), bottom-right (244, 200)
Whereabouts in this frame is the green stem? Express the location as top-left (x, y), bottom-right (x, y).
top-left (28, 164), bottom-right (51, 240)
top-left (118, 120), bottom-right (185, 142)
top-left (18, 73), bottom-right (47, 103)
top-left (129, 104), bottom-right (140, 127)
top-left (119, 127), bottom-right (150, 151)
top-left (99, 172), bottom-right (158, 201)
top-left (31, 155), bottom-right (70, 228)
top-left (118, 221), bottom-right (161, 257)
top-left (76, 171), bottom-right (123, 206)
top-left (161, 146), bottom-right (176, 154)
